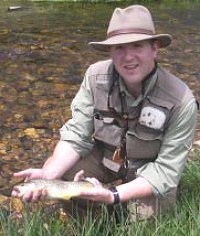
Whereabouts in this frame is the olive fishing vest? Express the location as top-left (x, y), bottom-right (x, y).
top-left (88, 59), bottom-right (194, 170)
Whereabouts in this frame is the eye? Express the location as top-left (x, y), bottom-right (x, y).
top-left (133, 43), bottom-right (143, 48)
top-left (114, 45), bottom-right (124, 51)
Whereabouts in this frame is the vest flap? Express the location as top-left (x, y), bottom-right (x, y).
top-left (127, 125), bottom-right (163, 141)
top-left (148, 96), bottom-right (174, 110)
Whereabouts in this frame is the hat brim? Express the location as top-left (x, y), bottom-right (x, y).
top-left (89, 33), bottom-right (172, 52)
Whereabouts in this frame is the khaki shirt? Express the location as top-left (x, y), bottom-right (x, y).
top-left (60, 64), bottom-right (198, 196)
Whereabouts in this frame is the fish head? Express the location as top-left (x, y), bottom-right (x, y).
top-left (13, 182), bottom-right (36, 197)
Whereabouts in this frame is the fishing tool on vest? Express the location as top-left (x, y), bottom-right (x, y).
top-left (109, 87), bottom-right (129, 182)
top-left (104, 68), bottom-right (130, 182)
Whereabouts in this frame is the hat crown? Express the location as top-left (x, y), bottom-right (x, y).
top-left (107, 5), bottom-right (155, 35)
top-left (89, 4), bottom-right (172, 51)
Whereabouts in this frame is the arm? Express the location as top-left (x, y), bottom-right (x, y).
top-left (137, 99), bottom-right (198, 196)
top-left (42, 140), bottom-right (80, 179)
top-left (76, 99), bottom-right (198, 203)
top-left (15, 68), bottom-right (94, 181)
top-left (12, 69), bottom-right (95, 200)
top-left (74, 171), bottom-right (152, 204)
top-left (59, 69), bottom-right (95, 158)
top-left (11, 141), bottom-right (80, 201)
top-left (13, 141), bottom-right (80, 181)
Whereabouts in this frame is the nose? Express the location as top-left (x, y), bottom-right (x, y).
top-left (124, 46), bottom-right (136, 60)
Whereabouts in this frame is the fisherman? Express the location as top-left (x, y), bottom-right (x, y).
top-left (12, 5), bottom-right (198, 221)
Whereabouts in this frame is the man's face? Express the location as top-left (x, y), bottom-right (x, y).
top-left (110, 40), bottom-right (159, 87)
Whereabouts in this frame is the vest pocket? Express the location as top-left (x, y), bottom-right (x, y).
top-left (126, 125), bottom-right (163, 159)
top-left (94, 117), bottom-right (124, 147)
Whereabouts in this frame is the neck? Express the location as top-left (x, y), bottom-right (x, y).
top-left (127, 83), bottom-right (142, 98)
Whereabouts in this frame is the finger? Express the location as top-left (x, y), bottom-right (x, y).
top-left (32, 189), bottom-right (43, 202)
top-left (85, 177), bottom-right (101, 187)
top-left (40, 189), bottom-right (48, 201)
top-left (13, 169), bottom-right (32, 179)
top-left (74, 170), bottom-right (85, 181)
top-left (22, 190), bottom-right (33, 202)
top-left (24, 176), bottom-right (31, 182)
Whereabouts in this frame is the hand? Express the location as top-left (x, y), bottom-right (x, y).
top-left (73, 170), bottom-right (114, 204)
top-left (11, 168), bottom-right (48, 202)
top-left (13, 168), bottom-right (46, 181)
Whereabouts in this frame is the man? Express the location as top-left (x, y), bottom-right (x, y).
top-left (12, 5), bottom-right (198, 220)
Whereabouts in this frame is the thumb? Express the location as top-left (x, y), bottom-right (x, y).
top-left (74, 170), bottom-right (85, 182)
top-left (13, 168), bottom-right (36, 181)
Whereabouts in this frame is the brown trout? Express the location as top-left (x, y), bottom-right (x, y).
top-left (13, 179), bottom-right (94, 200)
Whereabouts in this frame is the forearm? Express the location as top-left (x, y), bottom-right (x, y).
top-left (115, 177), bottom-right (153, 203)
top-left (78, 176), bottom-right (154, 204)
top-left (42, 140), bottom-right (80, 179)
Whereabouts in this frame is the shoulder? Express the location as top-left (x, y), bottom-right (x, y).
top-left (156, 66), bottom-right (194, 105)
top-left (86, 59), bottom-right (113, 76)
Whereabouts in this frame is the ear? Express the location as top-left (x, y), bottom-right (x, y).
top-left (152, 40), bottom-right (160, 57)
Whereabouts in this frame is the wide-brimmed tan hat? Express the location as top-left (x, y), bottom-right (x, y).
top-left (89, 5), bottom-right (172, 52)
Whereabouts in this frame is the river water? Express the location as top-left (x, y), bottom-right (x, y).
top-left (0, 0), bottom-right (200, 194)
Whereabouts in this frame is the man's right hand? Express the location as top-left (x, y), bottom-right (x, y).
top-left (11, 168), bottom-right (48, 202)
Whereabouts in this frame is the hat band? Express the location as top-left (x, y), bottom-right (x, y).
top-left (107, 28), bottom-right (154, 39)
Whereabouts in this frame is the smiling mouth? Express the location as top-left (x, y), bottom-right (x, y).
top-left (124, 64), bottom-right (138, 70)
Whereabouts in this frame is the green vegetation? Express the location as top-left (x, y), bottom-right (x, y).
top-left (1, 151), bottom-right (200, 236)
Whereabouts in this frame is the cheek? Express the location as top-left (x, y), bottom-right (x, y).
top-left (143, 50), bottom-right (157, 64)
top-left (111, 53), bottom-right (121, 67)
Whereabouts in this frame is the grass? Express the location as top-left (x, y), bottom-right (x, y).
top-left (1, 151), bottom-right (200, 236)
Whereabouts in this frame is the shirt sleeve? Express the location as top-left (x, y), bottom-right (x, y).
top-left (137, 99), bottom-right (198, 196)
top-left (59, 69), bottom-right (95, 157)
